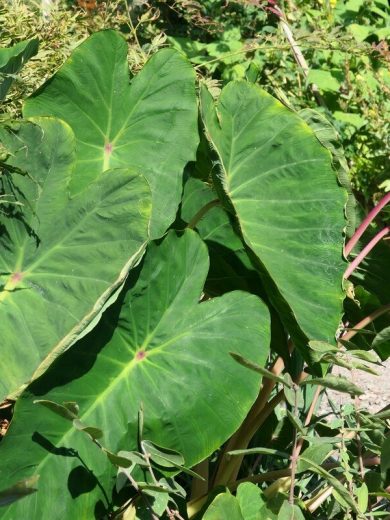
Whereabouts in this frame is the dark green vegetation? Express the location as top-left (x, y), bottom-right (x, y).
top-left (1, 0), bottom-right (389, 206)
top-left (0, 2), bottom-right (389, 519)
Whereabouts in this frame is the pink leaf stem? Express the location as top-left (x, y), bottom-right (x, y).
top-left (344, 226), bottom-right (389, 279)
top-left (344, 192), bottom-right (390, 257)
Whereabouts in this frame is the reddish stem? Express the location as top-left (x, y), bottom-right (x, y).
top-left (344, 192), bottom-right (390, 257)
top-left (344, 226), bottom-right (389, 279)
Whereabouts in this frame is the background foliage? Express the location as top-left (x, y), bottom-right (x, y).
top-left (1, 0), bottom-right (389, 207)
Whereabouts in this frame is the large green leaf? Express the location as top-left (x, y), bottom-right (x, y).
top-left (0, 38), bottom-right (38, 102)
top-left (0, 230), bottom-right (270, 519)
top-left (200, 81), bottom-right (346, 347)
top-left (299, 108), bottom-right (356, 239)
top-left (0, 118), bottom-right (151, 399)
top-left (24, 30), bottom-right (198, 239)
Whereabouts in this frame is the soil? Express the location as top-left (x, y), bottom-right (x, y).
top-left (319, 358), bottom-right (390, 415)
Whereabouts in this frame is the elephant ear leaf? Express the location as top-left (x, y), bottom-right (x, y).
top-left (0, 38), bottom-right (38, 102)
top-left (200, 81), bottom-right (346, 350)
top-left (0, 117), bottom-right (151, 399)
top-left (0, 230), bottom-right (270, 519)
top-left (24, 30), bottom-right (199, 239)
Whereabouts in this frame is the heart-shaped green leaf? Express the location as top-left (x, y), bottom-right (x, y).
top-left (203, 483), bottom-right (276, 520)
top-left (203, 491), bottom-right (244, 520)
top-left (0, 230), bottom-right (270, 519)
top-left (24, 30), bottom-right (199, 239)
top-left (0, 118), bottom-right (151, 399)
top-left (200, 82), bottom-right (346, 348)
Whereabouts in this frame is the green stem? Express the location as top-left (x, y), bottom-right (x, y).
top-left (190, 459), bottom-right (209, 501)
top-left (212, 390), bottom-right (285, 487)
top-left (186, 199), bottom-right (220, 230)
top-left (342, 304), bottom-right (390, 342)
top-left (211, 355), bottom-right (285, 487)
top-left (288, 384), bottom-right (299, 504)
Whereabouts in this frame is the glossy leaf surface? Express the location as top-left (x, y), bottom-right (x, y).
top-left (201, 81), bottom-right (346, 345)
top-left (0, 230), bottom-right (270, 519)
top-left (0, 118), bottom-right (151, 398)
top-left (24, 30), bottom-right (198, 238)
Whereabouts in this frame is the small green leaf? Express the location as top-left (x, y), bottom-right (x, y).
top-left (228, 447), bottom-right (290, 459)
top-left (348, 24), bottom-right (371, 42)
top-left (309, 340), bottom-right (339, 354)
top-left (372, 327), bottom-right (390, 360)
top-left (62, 401), bottom-right (79, 416)
top-left (375, 409), bottom-right (390, 420)
top-left (356, 483), bottom-right (368, 514)
top-left (33, 399), bottom-right (77, 421)
top-left (117, 451), bottom-right (149, 467)
top-left (72, 419), bottom-right (103, 440)
top-left (230, 353), bottom-right (286, 385)
top-left (322, 354), bottom-right (379, 376)
top-left (283, 374), bottom-right (303, 408)
top-left (104, 449), bottom-right (145, 468)
top-left (296, 443), bottom-right (333, 473)
top-left (122, 504), bottom-right (136, 520)
top-left (348, 350), bottom-right (380, 364)
top-left (308, 69), bottom-right (343, 92)
top-left (141, 440), bottom-right (185, 467)
top-left (245, 62), bottom-right (260, 83)
top-left (277, 501), bottom-right (305, 519)
top-left (140, 486), bottom-right (169, 516)
top-left (236, 482), bottom-right (276, 520)
top-left (141, 440), bottom-right (205, 480)
top-left (286, 410), bottom-right (306, 435)
top-left (333, 111), bottom-right (367, 129)
top-left (137, 483), bottom-right (170, 494)
top-left (299, 456), bottom-right (360, 513)
top-left (300, 375), bottom-right (364, 396)
top-left (0, 476), bottom-right (39, 507)
top-left (138, 404), bottom-right (144, 444)
top-left (301, 435), bottom-right (345, 444)
top-left (380, 436), bottom-right (390, 476)
top-left (203, 491), bottom-right (244, 520)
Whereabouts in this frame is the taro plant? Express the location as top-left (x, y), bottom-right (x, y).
top-left (0, 30), bottom-right (389, 519)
